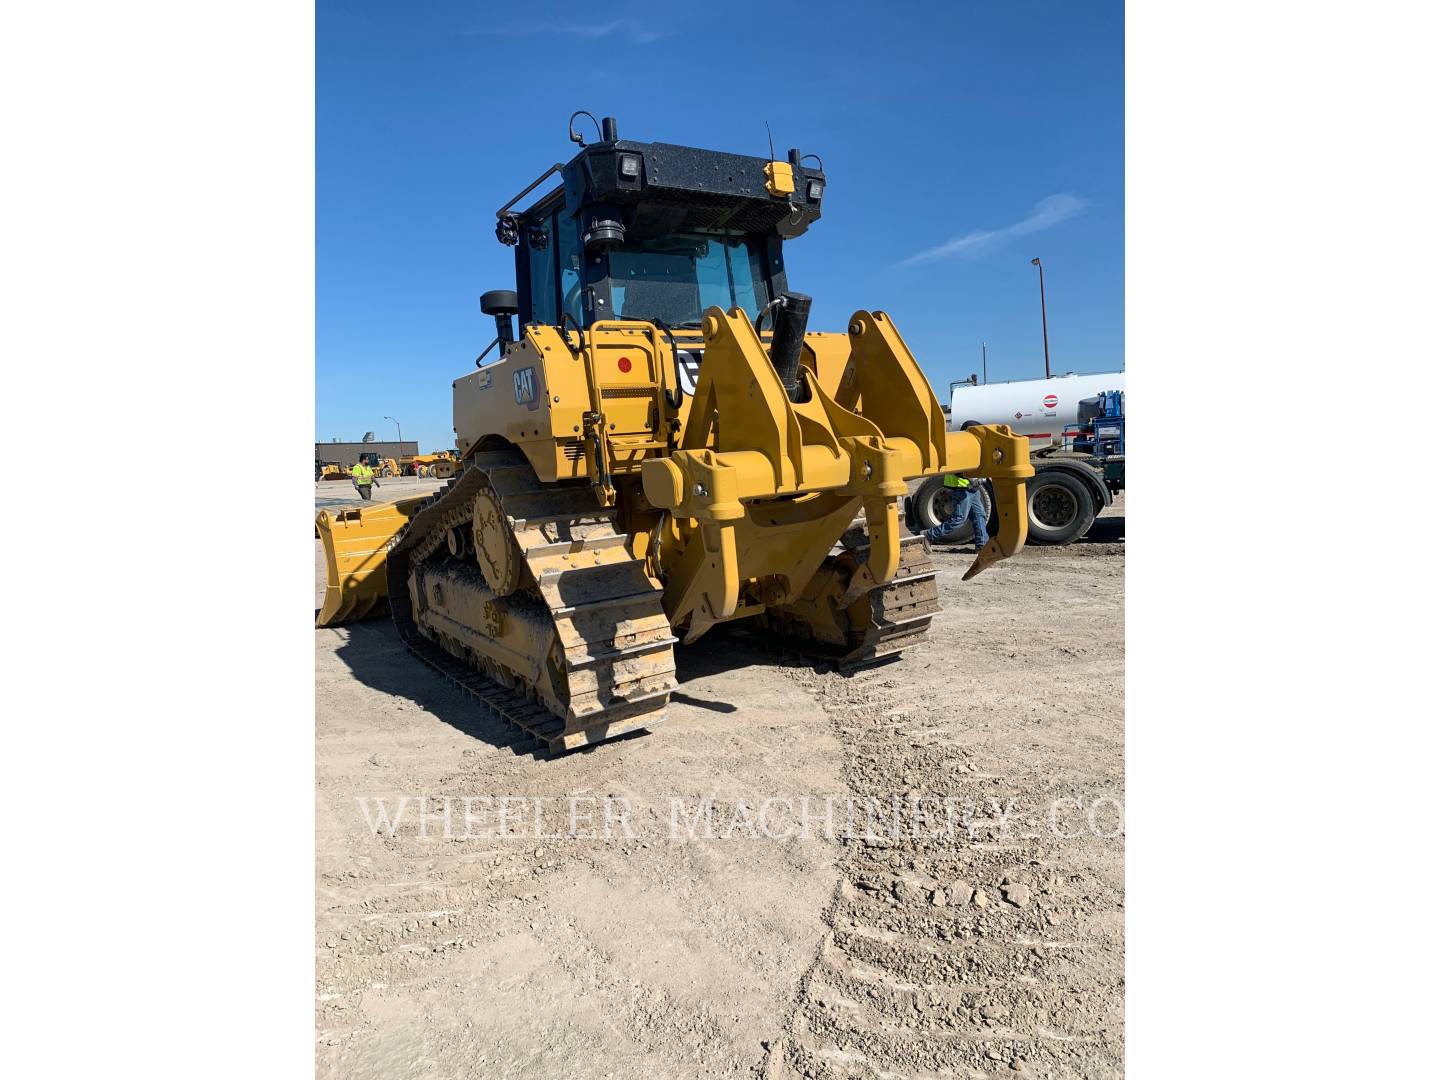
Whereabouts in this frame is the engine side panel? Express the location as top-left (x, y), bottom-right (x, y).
top-left (453, 323), bottom-right (674, 483)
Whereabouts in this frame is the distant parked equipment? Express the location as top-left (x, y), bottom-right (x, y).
top-left (409, 450), bottom-right (459, 479)
top-left (313, 440), bottom-right (419, 470)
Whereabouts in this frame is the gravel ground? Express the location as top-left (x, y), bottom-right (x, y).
top-left (315, 483), bottom-right (1124, 1079)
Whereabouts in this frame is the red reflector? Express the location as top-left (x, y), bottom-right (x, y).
top-left (617, 357), bottom-right (633, 373)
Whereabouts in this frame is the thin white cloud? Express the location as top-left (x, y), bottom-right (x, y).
top-left (896, 194), bottom-right (1087, 268)
top-left (464, 19), bottom-right (669, 45)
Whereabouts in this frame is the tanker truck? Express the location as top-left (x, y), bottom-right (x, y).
top-left (908, 371), bottom-right (1125, 545)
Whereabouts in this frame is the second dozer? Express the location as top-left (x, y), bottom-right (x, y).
top-left (316, 115), bottom-right (1032, 752)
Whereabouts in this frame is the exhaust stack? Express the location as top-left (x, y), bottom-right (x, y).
top-left (767, 291), bottom-right (812, 401)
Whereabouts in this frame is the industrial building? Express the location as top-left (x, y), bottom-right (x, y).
top-left (314, 440), bottom-right (419, 467)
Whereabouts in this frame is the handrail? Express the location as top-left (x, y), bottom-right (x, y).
top-left (494, 162), bottom-right (565, 221)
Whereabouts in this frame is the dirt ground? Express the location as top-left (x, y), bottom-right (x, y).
top-left (316, 480), bottom-right (1124, 1079)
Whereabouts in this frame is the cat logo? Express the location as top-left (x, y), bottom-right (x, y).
top-left (513, 366), bottom-right (539, 410)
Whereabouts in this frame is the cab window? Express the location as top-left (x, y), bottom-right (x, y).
top-left (557, 213), bottom-right (584, 326)
top-left (609, 233), bottom-right (771, 326)
top-left (525, 218), bottom-right (557, 326)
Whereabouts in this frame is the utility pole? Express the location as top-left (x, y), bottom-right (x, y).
top-left (981, 341), bottom-right (988, 385)
top-left (1030, 257), bottom-right (1051, 379)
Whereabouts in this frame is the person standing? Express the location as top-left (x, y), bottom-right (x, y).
top-left (925, 474), bottom-right (989, 549)
top-left (350, 459), bottom-right (376, 501)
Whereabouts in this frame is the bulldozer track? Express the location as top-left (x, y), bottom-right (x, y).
top-left (842, 536), bottom-right (942, 668)
top-left (749, 534), bottom-right (940, 671)
top-left (386, 450), bottom-right (676, 754)
top-left (378, 452), bottom-right (931, 747)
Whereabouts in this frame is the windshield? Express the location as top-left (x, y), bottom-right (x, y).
top-left (609, 233), bottom-right (771, 326)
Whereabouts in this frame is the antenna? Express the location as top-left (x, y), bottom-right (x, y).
top-left (766, 120), bottom-right (775, 162)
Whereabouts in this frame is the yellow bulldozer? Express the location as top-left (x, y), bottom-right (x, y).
top-left (316, 115), bottom-right (1031, 752)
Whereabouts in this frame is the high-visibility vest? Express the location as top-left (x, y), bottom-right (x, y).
top-left (942, 474), bottom-right (971, 489)
top-left (351, 463), bottom-right (374, 483)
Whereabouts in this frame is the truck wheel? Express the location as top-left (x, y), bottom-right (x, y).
top-left (1026, 470), bottom-right (1097, 545)
top-left (910, 475), bottom-right (993, 539)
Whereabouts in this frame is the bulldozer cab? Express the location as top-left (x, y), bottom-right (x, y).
top-left (494, 119), bottom-right (826, 335)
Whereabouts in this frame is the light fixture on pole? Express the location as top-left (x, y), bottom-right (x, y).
top-left (383, 415), bottom-right (402, 444)
top-left (1030, 257), bottom-right (1051, 379)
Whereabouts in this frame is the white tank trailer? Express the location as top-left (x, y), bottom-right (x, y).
top-left (907, 371), bottom-right (1126, 546)
top-left (948, 371), bottom-right (1126, 441)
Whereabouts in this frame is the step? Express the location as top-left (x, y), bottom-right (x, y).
top-left (525, 532), bottom-right (629, 560)
top-left (502, 487), bottom-right (604, 524)
top-left (564, 634), bottom-right (678, 671)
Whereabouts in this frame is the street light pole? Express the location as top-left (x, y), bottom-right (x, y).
top-left (981, 341), bottom-right (988, 385)
top-left (1030, 257), bottom-right (1051, 379)
top-left (383, 415), bottom-right (402, 445)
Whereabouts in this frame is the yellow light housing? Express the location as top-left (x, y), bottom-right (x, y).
top-left (764, 160), bottom-right (795, 197)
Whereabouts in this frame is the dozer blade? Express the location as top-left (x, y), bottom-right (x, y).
top-left (315, 498), bottom-right (426, 627)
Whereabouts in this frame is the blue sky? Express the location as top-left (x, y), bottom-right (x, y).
top-left (317, 0), bottom-right (1123, 451)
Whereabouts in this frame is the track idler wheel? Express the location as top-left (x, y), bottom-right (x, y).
top-left (471, 489), bottom-right (523, 596)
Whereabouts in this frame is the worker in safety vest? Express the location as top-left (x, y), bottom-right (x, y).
top-left (350, 460), bottom-right (376, 501)
top-left (925, 474), bottom-right (989, 549)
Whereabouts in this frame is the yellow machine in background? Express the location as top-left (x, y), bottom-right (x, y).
top-left (316, 116), bottom-right (1030, 752)
top-left (409, 450), bottom-right (458, 478)
top-left (316, 454), bottom-right (399, 481)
